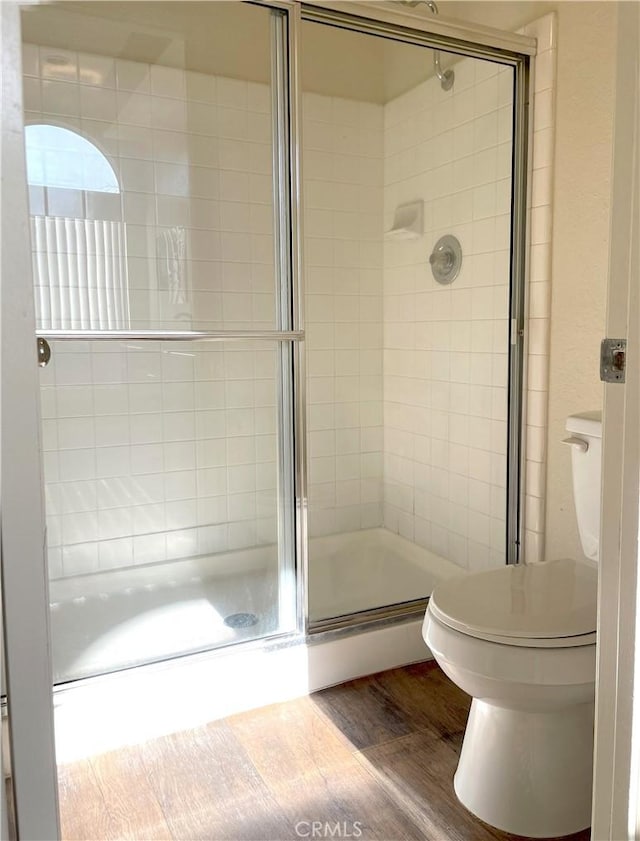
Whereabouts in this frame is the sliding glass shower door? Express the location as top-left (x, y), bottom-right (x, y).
top-left (21, 0), bottom-right (300, 682)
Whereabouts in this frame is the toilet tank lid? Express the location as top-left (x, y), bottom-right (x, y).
top-left (566, 411), bottom-right (602, 437)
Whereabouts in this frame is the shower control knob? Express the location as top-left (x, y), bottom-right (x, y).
top-left (429, 235), bottom-right (463, 285)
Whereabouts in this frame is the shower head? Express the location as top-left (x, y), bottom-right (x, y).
top-left (399, 0), bottom-right (455, 91)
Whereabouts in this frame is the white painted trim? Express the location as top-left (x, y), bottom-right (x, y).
top-left (301, 1), bottom-right (537, 55)
top-left (591, 3), bottom-right (640, 839)
top-left (0, 3), bottom-right (60, 838)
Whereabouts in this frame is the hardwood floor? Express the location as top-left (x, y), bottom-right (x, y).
top-left (58, 661), bottom-right (591, 841)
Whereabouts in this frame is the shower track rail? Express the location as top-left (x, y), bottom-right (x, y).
top-left (35, 329), bottom-right (304, 342)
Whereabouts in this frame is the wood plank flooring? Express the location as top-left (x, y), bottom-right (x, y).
top-left (58, 661), bottom-right (591, 841)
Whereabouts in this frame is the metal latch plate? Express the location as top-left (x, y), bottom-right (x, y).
top-left (37, 336), bottom-right (51, 368)
top-left (600, 338), bottom-right (626, 383)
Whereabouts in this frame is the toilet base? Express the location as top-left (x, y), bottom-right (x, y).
top-left (454, 697), bottom-right (594, 838)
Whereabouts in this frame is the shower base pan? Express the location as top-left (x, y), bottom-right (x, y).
top-left (49, 528), bottom-right (463, 684)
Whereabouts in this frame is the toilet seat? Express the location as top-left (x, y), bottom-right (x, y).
top-left (429, 558), bottom-right (597, 649)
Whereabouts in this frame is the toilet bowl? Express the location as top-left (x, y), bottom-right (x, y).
top-left (423, 412), bottom-right (601, 838)
top-left (424, 559), bottom-right (597, 837)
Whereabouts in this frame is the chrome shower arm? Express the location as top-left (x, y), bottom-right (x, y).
top-left (400, 0), bottom-right (455, 91)
top-left (433, 51), bottom-right (453, 90)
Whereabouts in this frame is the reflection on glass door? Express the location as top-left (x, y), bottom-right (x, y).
top-left (21, 1), bottom-right (298, 682)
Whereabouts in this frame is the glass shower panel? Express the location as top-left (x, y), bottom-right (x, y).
top-left (41, 339), bottom-right (290, 683)
top-left (22, 1), bottom-right (298, 682)
top-left (301, 20), bottom-right (515, 624)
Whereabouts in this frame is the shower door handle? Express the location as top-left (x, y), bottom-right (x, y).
top-left (37, 337), bottom-right (51, 367)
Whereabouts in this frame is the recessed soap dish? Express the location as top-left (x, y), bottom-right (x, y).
top-left (385, 200), bottom-right (423, 240)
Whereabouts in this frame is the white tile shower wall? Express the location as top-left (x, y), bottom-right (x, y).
top-left (28, 44), bottom-right (383, 575)
top-left (303, 93), bottom-right (385, 537)
top-left (23, 46), bottom-right (280, 578)
top-left (382, 58), bottom-right (513, 571)
top-left (23, 44), bottom-right (275, 332)
top-left (41, 341), bottom-right (278, 579)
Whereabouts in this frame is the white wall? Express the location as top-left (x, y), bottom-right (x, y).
top-left (382, 57), bottom-right (513, 571)
top-left (543, 3), bottom-right (616, 561)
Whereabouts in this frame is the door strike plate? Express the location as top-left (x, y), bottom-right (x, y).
top-left (600, 337), bottom-right (626, 383)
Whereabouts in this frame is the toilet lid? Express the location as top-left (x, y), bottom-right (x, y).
top-left (429, 558), bottom-right (597, 643)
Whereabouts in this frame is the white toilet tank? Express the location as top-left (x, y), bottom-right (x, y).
top-left (565, 411), bottom-right (602, 562)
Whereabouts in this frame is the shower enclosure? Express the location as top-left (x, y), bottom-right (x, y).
top-left (18, 0), bottom-right (529, 684)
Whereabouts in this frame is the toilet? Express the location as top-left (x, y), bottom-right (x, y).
top-left (423, 411), bottom-right (601, 838)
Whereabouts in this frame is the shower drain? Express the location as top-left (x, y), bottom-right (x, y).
top-left (224, 612), bottom-right (259, 629)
